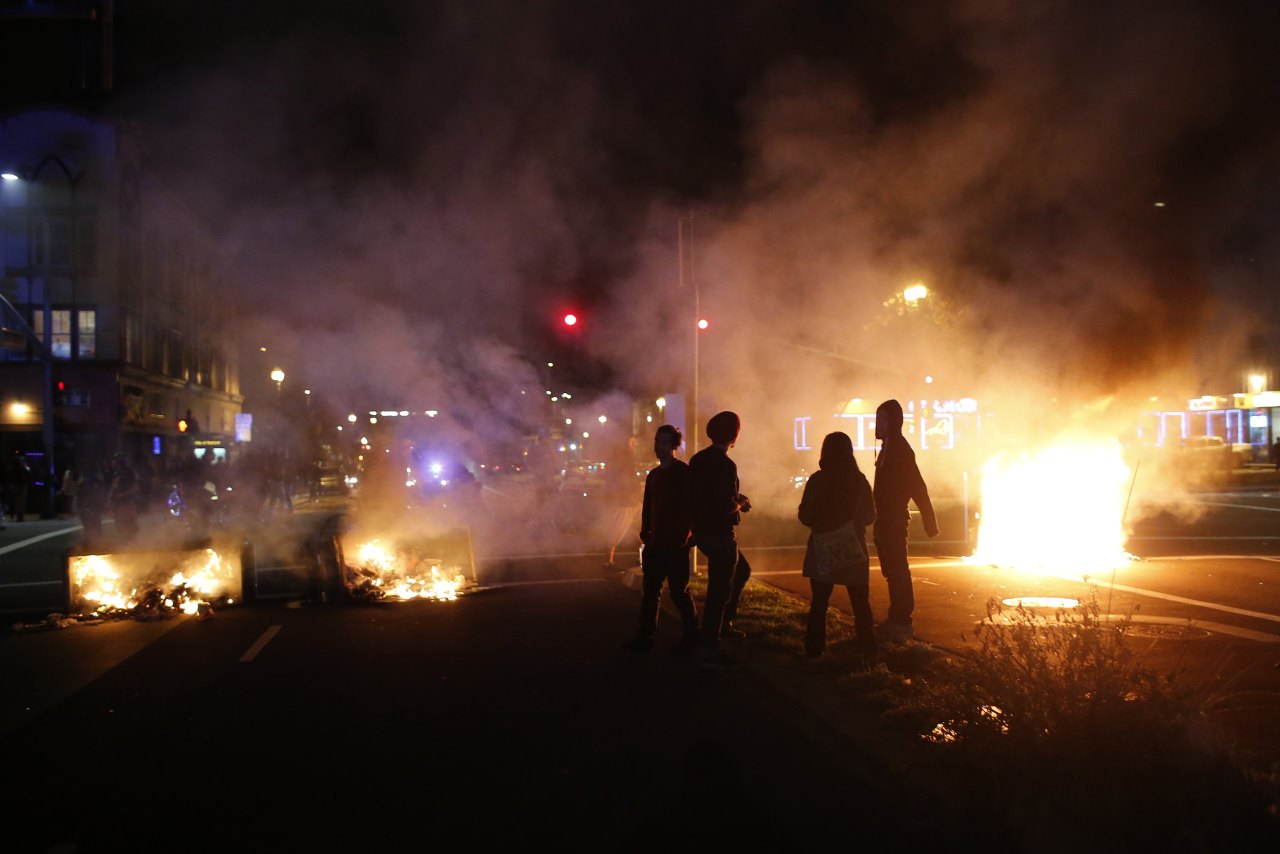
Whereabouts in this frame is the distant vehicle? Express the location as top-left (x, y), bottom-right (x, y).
top-left (1180, 435), bottom-right (1253, 470)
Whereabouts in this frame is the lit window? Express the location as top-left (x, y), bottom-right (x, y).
top-left (31, 310), bottom-right (72, 359)
top-left (77, 309), bottom-right (96, 359)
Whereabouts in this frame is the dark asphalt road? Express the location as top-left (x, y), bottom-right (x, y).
top-left (0, 555), bottom-right (978, 853)
top-left (3, 478), bottom-right (1279, 851)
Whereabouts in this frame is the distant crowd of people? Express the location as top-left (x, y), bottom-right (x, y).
top-left (0, 446), bottom-right (329, 544)
top-left (620, 400), bottom-right (938, 668)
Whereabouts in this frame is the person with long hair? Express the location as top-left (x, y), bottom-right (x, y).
top-left (798, 431), bottom-right (877, 666)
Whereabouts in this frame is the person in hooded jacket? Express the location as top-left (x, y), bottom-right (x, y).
top-left (798, 431), bottom-right (877, 664)
top-left (872, 399), bottom-right (939, 641)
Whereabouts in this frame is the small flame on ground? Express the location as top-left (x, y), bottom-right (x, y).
top-left (967, 440), bottom-right (1133, 577)
top-left (350, 539), bottom-right (465, 601)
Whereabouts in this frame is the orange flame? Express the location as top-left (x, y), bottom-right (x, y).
top-left (967, 440), bottom-right (1133, 576)
top-left (351, 539), bottom-right (465, 601)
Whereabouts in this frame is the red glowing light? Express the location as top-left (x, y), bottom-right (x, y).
top-left (563, 313), bottom-right (578, 327)
top-left (697, 318), bottom-right (709, 330)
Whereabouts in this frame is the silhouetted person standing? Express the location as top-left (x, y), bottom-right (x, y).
top-left (9, 452), bottom-right (32, 522)
top-left (622, 424), bottom-right (699, 652)
top-left (1271, 437), bottom-right (1280, 473)
top-left (109, 454), bottom-right (141, 540)
top-left (690, 411), bottom-right (753, 654)
top-left (799, 432), bottom-right (877, 665)
top-left (872, 399), bottom-right (938, 641)
top-left (78, 463), bottom-right (108, 547)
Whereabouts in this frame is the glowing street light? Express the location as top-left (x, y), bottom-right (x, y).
top-left (347, 413), bottom-right (357, 423)
top-left (1249, 374), bottom-right (1266, 394)
top-left (903, 283), bottom-right (928, 305)
top-left (1, 173), bottom-right (18, 182)
top-left (10, 401), bottom-right (31, 416)
top-left (697, 318), bottom-right (709, 330)
top-left (655, 397), bottom-right (667, 409)
top-left (597, 415), bottom-right (608, 424)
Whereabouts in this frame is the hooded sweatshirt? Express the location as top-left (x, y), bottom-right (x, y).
top-left (872, 399), bottom-right (937, 538)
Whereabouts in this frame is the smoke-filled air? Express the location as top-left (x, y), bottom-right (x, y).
top-left (119, 0), bottom-right (1280, 560)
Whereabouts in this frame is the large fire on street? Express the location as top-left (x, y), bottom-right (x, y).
top-left (68, 549), bottom-right (241, 619)
top-left (967, 440), bottom-right (1135, 577)
top-left (344, 539), bottom-right (469, 601)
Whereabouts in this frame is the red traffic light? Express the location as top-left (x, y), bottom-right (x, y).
top-left (56, 380), bottom-right (66, 391)
top-left (562, 313), bottom-right (578, 327)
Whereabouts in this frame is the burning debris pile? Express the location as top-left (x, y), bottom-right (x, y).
top-left (68, 549), bottom-right (241, 621)
top-left (344, 539), bottom-right (468, 602)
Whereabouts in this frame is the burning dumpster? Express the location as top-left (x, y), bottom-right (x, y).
top-left (66, 546), bottom-right (243, 619)
top-left (340, 533), bottom-right (476, 602)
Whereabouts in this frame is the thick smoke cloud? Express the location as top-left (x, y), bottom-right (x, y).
top-left (121, 0), bottom-right (1280, 523)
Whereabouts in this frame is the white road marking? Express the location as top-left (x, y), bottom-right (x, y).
top-left (492, 578), bottom-right (608, 587)
top-left (477, 551), bottom-right (610, 561)
top-left (0, 525), bottom-right (82, 557)
top-left (1086, 579), bottom-right (1280, 625)
top-left (1190, 500), bottom-right (1280, 513)
top-left (1130, 535), bottom-right (1280, 541)
top-left (857, 555), bottom-right (1280, 629)
top-left (239, 625), bottom-right (282, 662)
top-left (1145, 554), bottom-right (1280, 561)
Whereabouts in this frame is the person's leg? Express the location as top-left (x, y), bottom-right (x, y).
top-left (804, 579), bottom-right (834, 657)
top-left (721, 551), bottom-right (753, 633)
top-left (875, 534), bottom-right (914, 627)
top-left (636, 548), bottom-right (665, 641)
top-left (847, 584), bottom-right (876, 659)
top-left (698, 536), bottom-right (737, 648)
top-left (664, 547), bottom-right (699, 640)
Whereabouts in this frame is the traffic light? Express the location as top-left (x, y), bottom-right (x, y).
top-left (562, 312), bottom-right (578, 327)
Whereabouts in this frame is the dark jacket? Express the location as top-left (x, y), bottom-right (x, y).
top-left (799, 467), bottom-right (875, 535)
top-left (640, 460), bottom-right (691, 549)
top-left (689, 445), bottom-right (739, 537)
top-left (873, 433), bottom-right (935, 537)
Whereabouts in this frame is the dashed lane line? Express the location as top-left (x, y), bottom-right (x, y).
top-left (239, 625), bottom-right (282, 663)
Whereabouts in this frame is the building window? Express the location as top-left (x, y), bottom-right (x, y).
top-left (123, 312), bottom-right (140, 365)
top-left (2, 213), bottom-right (28, 267)
top-left (31, 217), bottom-right (73, 268)
top-left (77, 309), bottom-right (96, 359)
top-left (30, 309), bottom-right (72, 359)
top-left (77, 217), bottom-right (97, 269)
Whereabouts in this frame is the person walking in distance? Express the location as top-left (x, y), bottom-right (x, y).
top-left (798, 431), bottom-right (877, 666)
top-left (9, 451), bottom-right (32, 522)
top-left (621, 424), bottom-right (699, 652)
top-left (872, 399), bottom-right (938, 642)
top-left (690, 411), bottom-right (753, 654)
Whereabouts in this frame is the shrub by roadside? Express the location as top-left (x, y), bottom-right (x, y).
top-left (692, 574), bottom-right (1280, 851)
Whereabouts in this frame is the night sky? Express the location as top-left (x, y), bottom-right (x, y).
top-left (8, 0), bottom-right (1280, 418)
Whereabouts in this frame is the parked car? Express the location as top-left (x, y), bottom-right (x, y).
top-left (1181, 436), bottom-right (1253, 470)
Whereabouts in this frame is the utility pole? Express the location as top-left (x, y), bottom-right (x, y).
top-left (679, 212), bottom-right (698, 456)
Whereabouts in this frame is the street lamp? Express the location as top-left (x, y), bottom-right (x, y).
top-left (903, 283), bottom-right (928, 305)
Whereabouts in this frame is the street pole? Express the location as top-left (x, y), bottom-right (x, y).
top-left (679, 212), bottom-right (699, 456)
top-left (29, 155), bottom-right (83, 517)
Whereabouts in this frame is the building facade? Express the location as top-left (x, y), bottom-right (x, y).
top-left (1, 108), bottom-right (241, 487)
